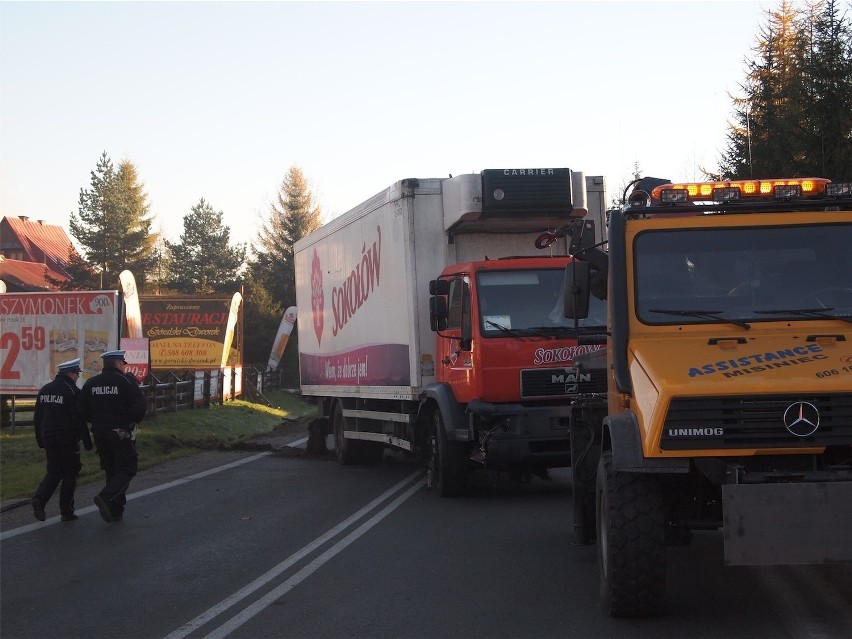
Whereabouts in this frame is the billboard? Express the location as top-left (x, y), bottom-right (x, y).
top-left (139, 294), bottom-right (242, 370)
top-left (0, 291), bottom-right (119, 393)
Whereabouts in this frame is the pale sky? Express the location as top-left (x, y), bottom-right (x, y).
top-left (1, 0), bottom-right (771, 250)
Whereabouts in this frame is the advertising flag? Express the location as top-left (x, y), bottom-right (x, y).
top-left (220, 292), bottom-right (242, 368)
top-left (267, 306), bottom-right (297, 370)
top-left (119, 270), bottom-right (143, 338)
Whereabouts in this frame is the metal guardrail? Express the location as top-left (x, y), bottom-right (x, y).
top-left (143, 372), bottom-right (196, 417)
top-left (241, 367), bottom-right (285, 406)
top-left (1, 365), bottom-right (287, 433)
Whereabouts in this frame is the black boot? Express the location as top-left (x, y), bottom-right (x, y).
top-left (32, 497), bottom-right (46, 522)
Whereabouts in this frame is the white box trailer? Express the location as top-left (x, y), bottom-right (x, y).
top-left (295, 177), bottom-right (446, 400)
top-left (294, 169), bottom-right (607, 494)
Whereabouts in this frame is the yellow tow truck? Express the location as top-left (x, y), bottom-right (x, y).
top-left (536, 177), bottom-right (852, 616)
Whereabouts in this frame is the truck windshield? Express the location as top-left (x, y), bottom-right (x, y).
top-left (634, 222), bottom-right (852, 325)
top-left (477, 268), bottom-right (607, 337)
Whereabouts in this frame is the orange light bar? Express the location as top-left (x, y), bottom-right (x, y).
top-left (652, 178), bottom-right (830, 203)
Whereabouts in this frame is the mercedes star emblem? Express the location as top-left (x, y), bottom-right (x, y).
top-left (783, 401), bottom-right (820, 437)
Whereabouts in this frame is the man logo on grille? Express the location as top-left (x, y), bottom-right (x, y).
top-left (783, 401), bottom-right (820, 437)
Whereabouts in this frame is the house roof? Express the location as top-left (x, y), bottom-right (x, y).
top-left (0, 256), bottom-right (69, 291)
top-left (1, 215), bottom-right (76, 267)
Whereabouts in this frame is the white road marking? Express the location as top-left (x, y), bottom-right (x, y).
top-left (752, 565), bottom-right (852, 639)
top-left (4, 435), bottom-right (325, 539)
top-left (0, 452), bottom-right (270, 541)
top-left (7, 440), bottom-right (427, 639)
top-left (163, 471), bottom-right (425, 639)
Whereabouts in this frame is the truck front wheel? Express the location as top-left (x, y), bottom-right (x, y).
top-left (429, 411), bottom-right (468, 497)
top-left (596, 450), bottom-right (666, 617)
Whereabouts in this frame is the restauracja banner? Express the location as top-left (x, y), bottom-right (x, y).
top-left (139, 294), bottom-right (242, 370)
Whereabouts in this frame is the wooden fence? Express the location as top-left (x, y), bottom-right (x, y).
top-left (1, 366), bottom-right (287, 433)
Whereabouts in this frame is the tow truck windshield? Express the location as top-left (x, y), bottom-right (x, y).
top-left (634, 222), bottom-right (852, 325)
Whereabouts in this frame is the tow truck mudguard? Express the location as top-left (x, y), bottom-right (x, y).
top-left (605, 412), bottom-right (689, 474)
top-left (723, 481), bottom-right (852, 565)
top-left (420, 383), bottom-right (469, 441)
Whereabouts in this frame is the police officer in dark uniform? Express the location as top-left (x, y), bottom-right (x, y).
top-left (78, 350), bottom-right (146, 522)
top-left (32, 358), bottom-right (93, 522)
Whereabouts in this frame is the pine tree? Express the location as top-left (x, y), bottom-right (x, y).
top-left (114, 160), bottom-right (158, 287)
top-left (67, 152), bottom-right (159, 290)
top-left (49, 249), bottom-right (101, 290)
top-left (250, 166), bottom-right (322, 305)
top-left (722, 1), bottom-right (804, 178)
top-left (149, 235), bottom-right (171, 295)
top-left (806, 0), bottom-right (852, 178)
top-left (244, 166), bottom-right (322, 370)
top-left (721, 0), bottom-right (852, 180)
top-left (241, 274), bottom-right (285, 364)
top-left (166, 198), bottom-right (246, 295)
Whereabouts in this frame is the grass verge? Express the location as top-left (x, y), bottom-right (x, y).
top-left (1, 390), bottom-right (316, 502)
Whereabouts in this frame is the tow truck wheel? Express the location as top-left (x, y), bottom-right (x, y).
top-left (332, 402), bottom-right (359, 465)
top-left (596, 450), bottom-right (665, 617)
top-left (430, 411), bottom-right (467, 497)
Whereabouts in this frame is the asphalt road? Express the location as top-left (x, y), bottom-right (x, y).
top-left (2, 430), bottom-right (851, 639)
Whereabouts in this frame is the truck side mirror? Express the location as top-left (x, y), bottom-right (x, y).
top-left (564, 261), bottom-right (590, 319)
top-left (429, 279), bottom-right (450, 295)
top-left (430, 296), bottom-right (448, 331)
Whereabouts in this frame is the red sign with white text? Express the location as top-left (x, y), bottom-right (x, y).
top-left (120, 337), bottom-right (150, 382)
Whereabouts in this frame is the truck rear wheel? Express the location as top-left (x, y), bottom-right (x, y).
top-left (430, 411), bottom-right (467, 497)
top-left (332, 402), bottom-right (359, 465)
top-left (596, 450), bottom-right (665, 617)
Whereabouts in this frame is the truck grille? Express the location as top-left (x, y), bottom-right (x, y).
top-left (661, 394), bottom-right (852, 450)
top-left (520, 368), bottom-right (606, 399)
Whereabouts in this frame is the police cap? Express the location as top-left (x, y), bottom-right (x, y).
top-left (57, 358), bottom-right (82, 373)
